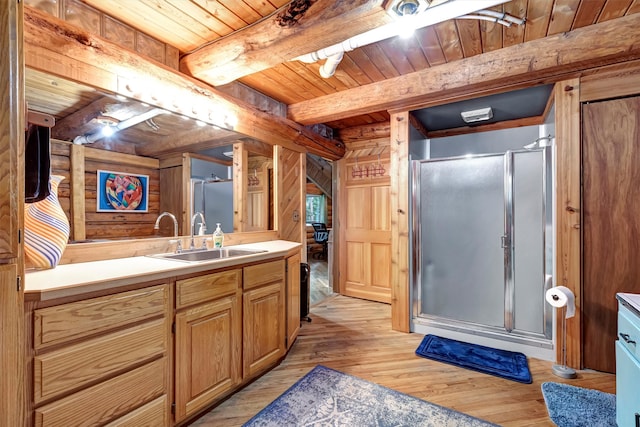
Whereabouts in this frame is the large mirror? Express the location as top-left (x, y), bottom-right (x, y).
top-left (25, 68), bottom-right (275, 242)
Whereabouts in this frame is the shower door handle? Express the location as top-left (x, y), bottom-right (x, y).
top-left (501, 235), bottom-right (510, 248)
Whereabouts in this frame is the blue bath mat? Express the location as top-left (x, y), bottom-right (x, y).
top-left (415, 334), bottom-right (532, 383)
top-left (541, 382), bottom-right (616, 427)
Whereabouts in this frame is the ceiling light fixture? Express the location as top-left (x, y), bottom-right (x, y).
top-left (460, 107), bottom-right (494, 123)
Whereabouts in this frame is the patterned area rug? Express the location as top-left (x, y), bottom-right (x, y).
top-left (243, 365), bottom-right (498, 426)
top-left (541, 382), bottom-right (616, 427)
top-left (416, 334), bottom-right (532, 384)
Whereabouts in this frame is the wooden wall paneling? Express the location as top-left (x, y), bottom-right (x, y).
top-left (299, 152), bottom-right (307, 263)
top-left (70, 143), bottom-right (86, 241)
top-left (233, 143), bottom-right (248, 233)
top-left (0, 1), bottom-right (24, 425)
top-left (103, 15), bottom-right (135, 51)
top-left (390, 112), bottom-right (410, 333)
top-left (274, 146), bottom-right (304, 244)
top-left (554, 79), bottom-right (581, 368)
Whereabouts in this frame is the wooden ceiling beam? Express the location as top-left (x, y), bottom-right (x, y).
top-left (288, 12), bottom-right (640, 124)
top-left (23, 6), bottom-right (344, 160)
top-left (180, 0), bottom-right (391, 86)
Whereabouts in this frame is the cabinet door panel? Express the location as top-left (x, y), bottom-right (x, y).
top-left (243, 282), bottom-right (284, 378)
top-left (175, 294), bottom-right (241, 422)
top-left (105, 395), bottom-right (168, 427)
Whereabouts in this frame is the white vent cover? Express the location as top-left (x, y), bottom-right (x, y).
top-left (461, 107), bottom-right (493, 123)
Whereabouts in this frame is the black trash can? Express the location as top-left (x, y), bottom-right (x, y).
top-left (300, 263), bottom-right (311, 322)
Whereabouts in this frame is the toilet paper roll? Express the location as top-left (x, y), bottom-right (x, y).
top-left (545, 286), bottom-right (576, 319)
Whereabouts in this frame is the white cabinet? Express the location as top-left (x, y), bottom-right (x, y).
top-left (616, 294), bottom-right (640, 426)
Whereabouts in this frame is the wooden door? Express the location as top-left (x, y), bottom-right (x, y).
top-left (243, 282), bottom-right (284, 379)
top-left (583, 96), bottom-right (640, 373)
top-left (286, 252), bottom-right (301, 349)
top-left (174, 295), bottom-right (241, 422)
top-left (339, 153), bottom-right (392, 303)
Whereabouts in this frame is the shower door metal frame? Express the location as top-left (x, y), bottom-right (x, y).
top-left (411, 148), bottom-right (553, 344)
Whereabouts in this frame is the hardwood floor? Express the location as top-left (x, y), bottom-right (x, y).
top-left (190, 295), bottom-right (615, 427)
top-left (308, 258), bottom-right (334, 306)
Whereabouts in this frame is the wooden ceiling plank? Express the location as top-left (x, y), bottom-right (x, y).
top-left (597, 0), bottom-right (634, 22)
top-left (187, 0), bottom-right (250, 31)
top-left (243, 0), bottom-right (278, 16)
top-left (216, 0), bottom-right (262, 23)
top-left (240, 68), bottom-right (308, 104)
top-left (397, 36), bottom-right (430, 70)
top-left (361, 44), bottom-right (402, 79)
top-left (282, 61), bottom-right (348, 95)
top-left (81, 0), bottom-right (209, 50)
top-left (415, 26), bottom-right (447, 66)
top-left (524, 0), bottom-right (553, 41)
top-left (23, 6), bottom-right (343, 159)
top-left (288, 12), bottom-right (640, 125)
top-left (160, 0), bottom-right (233, 35)
top-left (433, 21), bottom-right (464, 62)
top-left (455, 19), bottom-right (483, 57)
top-left (340, 53), bottom-right (376, 86)
top-left (480, 18), bottom-right (503, 53)
top-left (503, 0), bottom-right (527, 46)
top-left (627, 0), bottom-right (640, 13)
top-left (180, 0), bottom-right (392, 86)
top-left (573, 0), bottom-right (607, 28)
top-left (378, 38), bottom-right (417, 75)
top-left (346, 48), bottom-right (387, 82)
top-left (547, 0), bottom-right (581, 35)
top-left (261, 66), bottom-right (328, 100)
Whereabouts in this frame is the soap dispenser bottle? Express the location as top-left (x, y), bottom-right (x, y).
top-left (213, 223), bottom-right (224, 248)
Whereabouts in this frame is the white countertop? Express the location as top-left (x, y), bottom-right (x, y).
top-left (618, 293), bottom-right (640, 317)
top-left (25, 240), bottom-right (301, 301)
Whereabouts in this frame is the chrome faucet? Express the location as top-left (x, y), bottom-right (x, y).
top-left (154, 211), bottom-right (182, 253)
top-left (190, 211), bottom-right (207, 251)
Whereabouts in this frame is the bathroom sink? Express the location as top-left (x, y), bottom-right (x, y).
top-left (149, 248), bottom-right (267, 263)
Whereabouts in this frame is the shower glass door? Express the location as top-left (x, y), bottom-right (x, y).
top-left (412, 149), bottom-right (549, 339)
top-left (417, 154), bottom-right (506, 327)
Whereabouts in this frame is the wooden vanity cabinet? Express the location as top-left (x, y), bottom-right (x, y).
top-left (243, 259), bottom-right (286, 379)
top-left (173, 269), bottom-right (242, 423)
top-left (29, 283), bottom-right (171, 427)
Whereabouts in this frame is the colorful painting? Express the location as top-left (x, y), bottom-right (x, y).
top-left (97, 170), bottom-right (149, 212)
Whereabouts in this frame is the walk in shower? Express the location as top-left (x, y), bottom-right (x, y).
top-left (411, 143), bottom-right (554, 358)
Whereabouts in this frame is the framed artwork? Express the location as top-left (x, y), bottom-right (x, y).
top-left (97, 170), bottom-right (149, 213)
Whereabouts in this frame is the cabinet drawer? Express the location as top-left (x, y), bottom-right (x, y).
top-left (34, 318), bottom-right (167, 404)
top-left (35, 357), bottom-right (166, 427)
top-left (34, 284), bottom-right (169, 349)
top-left (176, 269), bottom-right (240, 309)
top-left (244, 260), bottom-right (284, 290)
top-left (618, 304), bottom-right (640, 360)
top-left (105, 395), bottom-right (168, 427)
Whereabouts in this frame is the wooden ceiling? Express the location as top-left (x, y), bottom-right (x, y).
top-left (23, 0), bottom-right (640, 159)
top-left (70, 0), bottom-right (640, 132)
